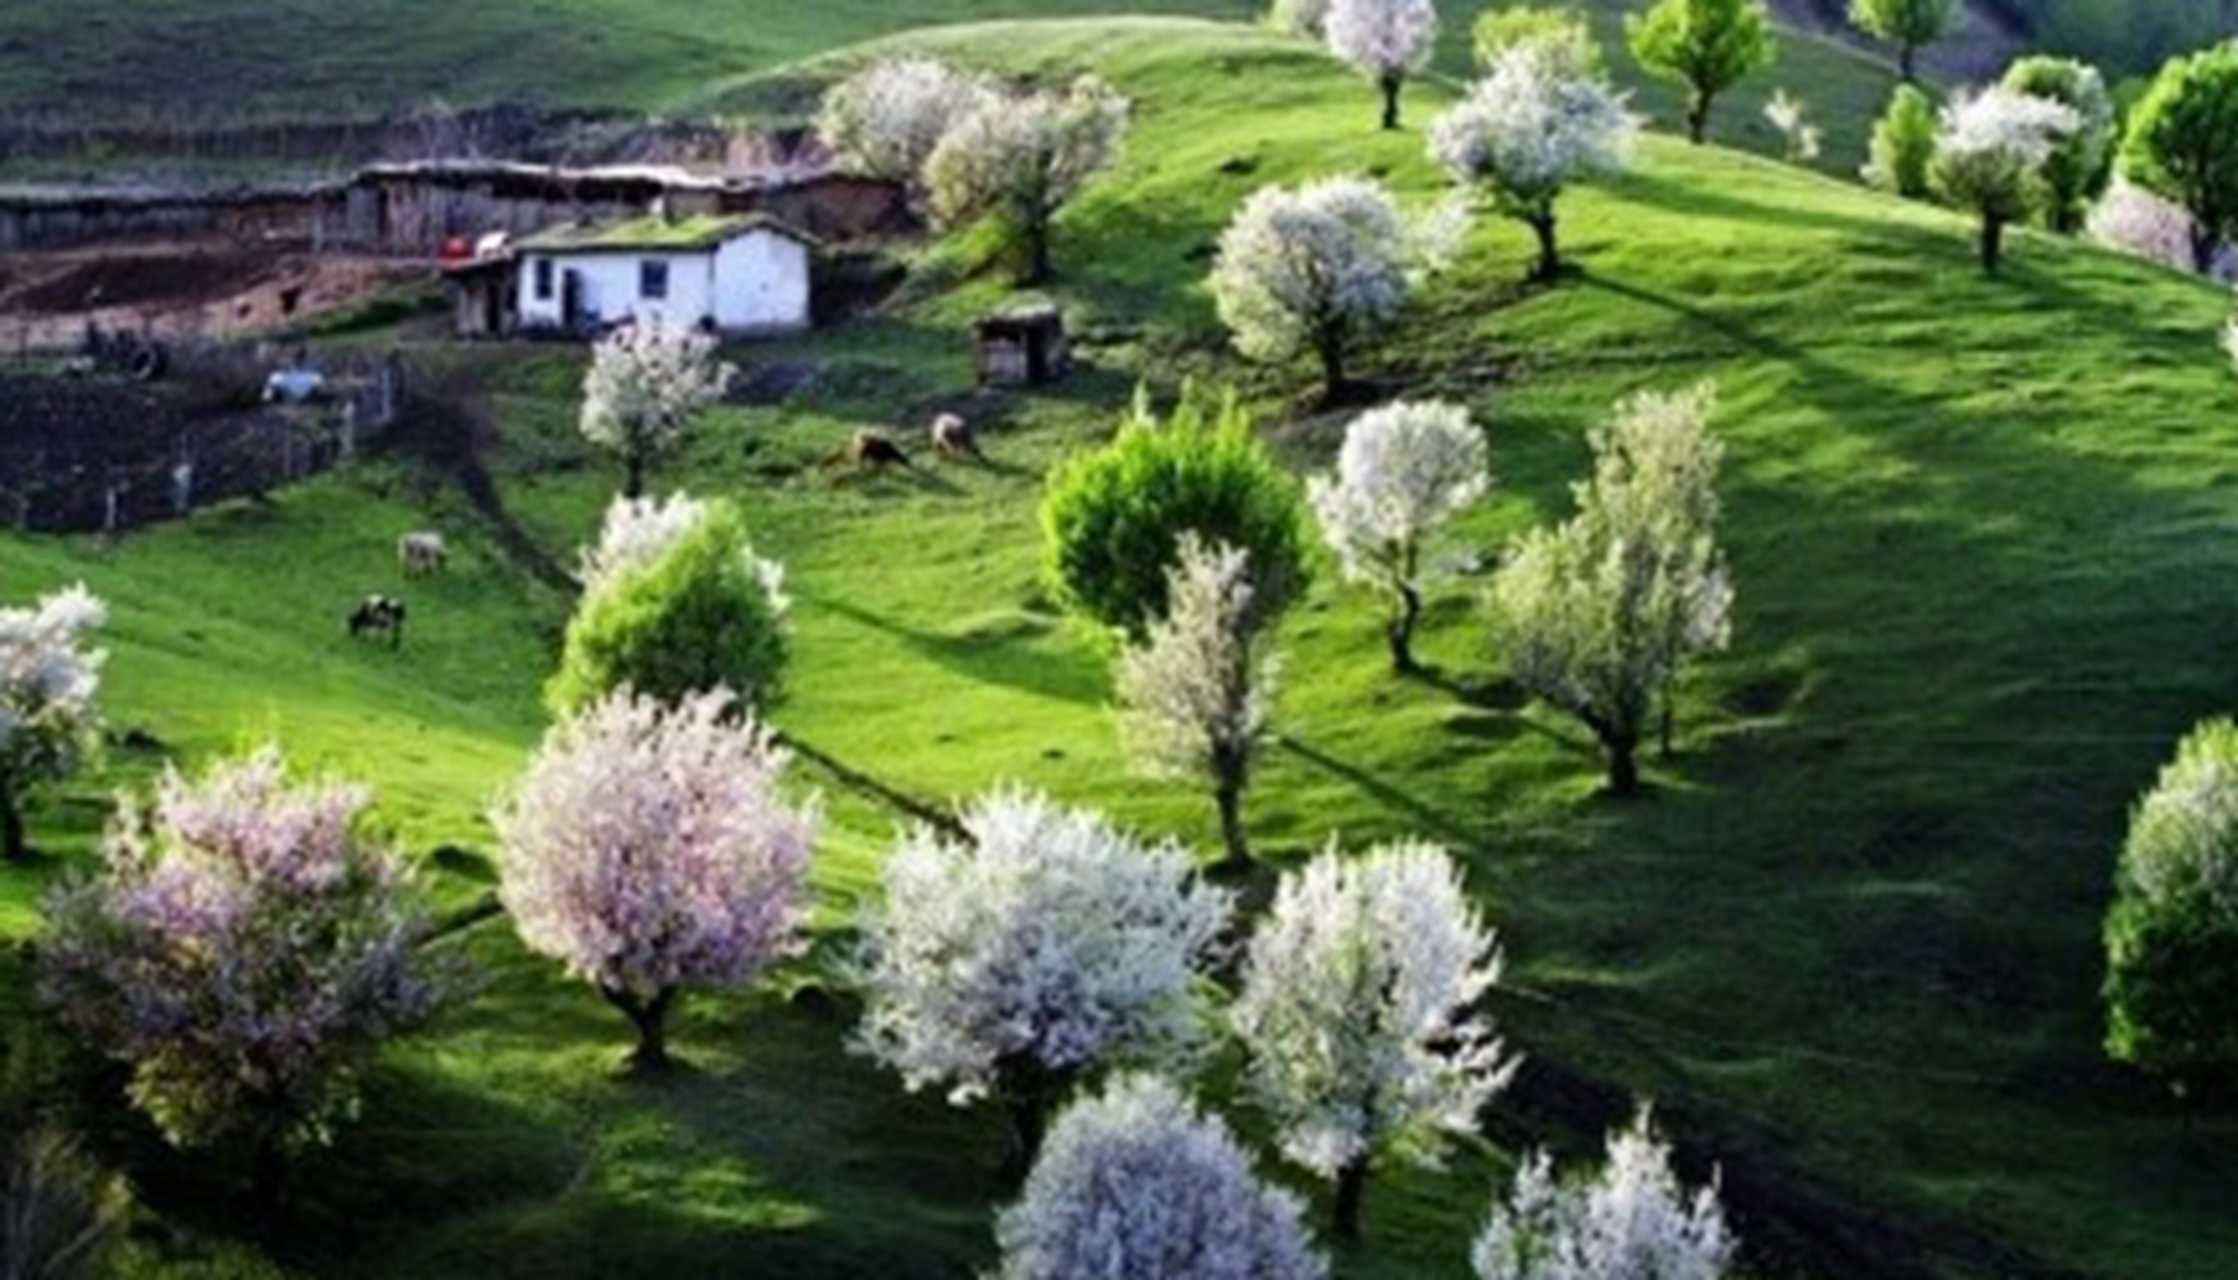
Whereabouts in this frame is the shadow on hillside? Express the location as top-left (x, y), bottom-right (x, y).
top-left (1279, 736), bottom-right (1483, 850)
top-left (803, 592), bottom-right (1107, 709)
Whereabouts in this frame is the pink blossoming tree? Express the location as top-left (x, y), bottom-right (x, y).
top-left (492, 688), bottom-right (818, 1072)
top-left (39, 749), bottom-right (440, 1182)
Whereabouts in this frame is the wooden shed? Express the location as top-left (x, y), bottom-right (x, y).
top-left (974, 303), bottom-right (1069, 387)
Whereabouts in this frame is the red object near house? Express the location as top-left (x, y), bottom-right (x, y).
top-left (437, 235), bottom-right (472, 264)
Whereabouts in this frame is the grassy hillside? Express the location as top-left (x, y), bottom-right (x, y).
top-left (6, 14), bottom-right (2238, 1280)
top-left (0, 0), bottom-right (1903, 176)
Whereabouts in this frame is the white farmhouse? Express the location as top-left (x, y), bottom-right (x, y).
top-left (514, 213), bottom-right (814, 336)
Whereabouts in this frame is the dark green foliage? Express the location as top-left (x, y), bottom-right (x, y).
top-left (546, 501), bottom-right (789, 716)
top-left (2120, 41), bottom-right (2238, 273)
top-left (2106, 892), bottom-right (2238, 1090)
top-left (1041, 385), bottom-right (1308, 638)
top-left (2104, 718), bottom-right (2238, 1089)
top-left (1865, 83), bottom-right (1938, 198)
top-left (2003, 56), bottom-right (2116, 233)
top-left (1625, 0), bottom-right (1776, 144)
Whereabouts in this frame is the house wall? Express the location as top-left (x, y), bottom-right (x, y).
top-left (516, 229), bottom-right (810, 334)
top-left (712, 232), bottom-right (810, 333)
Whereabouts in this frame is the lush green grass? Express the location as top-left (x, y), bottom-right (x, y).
top-left (7, 14), bottom-right (2238, 1280)
top-left (0, 0), bottom-right (1902, 177)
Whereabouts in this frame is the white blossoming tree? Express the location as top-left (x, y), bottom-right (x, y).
top-left (816, 57), bottom-right (993, 193)
top-left (1472, 1109), bottom-right (1735, 1280)
top-left (1930, 87), bottom-right (2081, 275)
top-left (851, 790), bottom-right (1231, 1169)
top-left (1763, 89), bottom-right (1822, 163)
top-left (0, 585), bottom-right (105, 864)
top-left (1116, 536), bottom-right (1281, 872)
top-left (580, 321), bottom-right (735, 498)
top-left (1309, 400), bottom-right (1492, 674)
top-left (1233, 840), bottom-right (1517, 1239)
top-left (996, 1074), bottom-right (1327, 1280)
top-left (1491, 385), bottom-right (1732, 794)
top-left (492, 688), bottom-right (817, 1072)
top-left (1431, 44), bottom-right (1638, 281)
top-left (926, 75), bottom-right (1129, 284)
top-left (1326, 0), bottom-right (1440, 130)
top-left (1210, 177), bottom-right (1454, 403)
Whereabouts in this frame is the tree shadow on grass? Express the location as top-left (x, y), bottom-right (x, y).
top-left (803, 592), bottom-right (1107, 709)
top-left (1277, 735), bottom-right (1484, 851)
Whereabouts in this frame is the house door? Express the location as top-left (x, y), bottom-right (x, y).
top-left (562, 270), bottom-right (585, 332)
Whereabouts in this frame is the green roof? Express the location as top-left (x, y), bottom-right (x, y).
top-left (517, 213), bottom-right (807, 253)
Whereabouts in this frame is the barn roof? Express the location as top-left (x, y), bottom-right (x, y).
top-left (517, 212), bottom-right (813, 254)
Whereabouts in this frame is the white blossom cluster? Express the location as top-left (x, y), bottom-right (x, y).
top-left (579, 321), bottom-right (734, 474)
top-left (1431, 44), bottom-right (1638, 218)
top-left (1115, 536), bottom-right (1279, 791)
top-left (1232, 841), bottom-right (1517, 1181)
top-left (925, 75), bottom-right (1130, 237)
top-left (816, 57), bottom-right (995, 187)
top-left (0, 584), bottom-right (107, 786)
top-left (1472, 1110), bottom-right (1734, 1280)
top-left (1930, 87), bottom-right (2081, 222)
top-left (578, 491), bottom-right (788, 617)
top-left (1210, 177), bottom-right (1415, 371)
top-left (1763, 90), bottom-right (1822, 163)
top-left (1310, 400), bottom-right (1491, 596)
top-left (995, 1073), bottom-right (1327, 1280)
top-left (851, 790), bottom-right (1232, 1104)
top-left (1325, 0), bottom-right (1440, 86)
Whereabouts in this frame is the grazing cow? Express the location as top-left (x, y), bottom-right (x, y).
top-left (348, 595), bottom-right (408, 649)
top-left (398, 531), bottom-right (449, 576)
top-left (822, 430), bottom-right (914, 473)
top-left (928, 413), bottom-right (986, 462)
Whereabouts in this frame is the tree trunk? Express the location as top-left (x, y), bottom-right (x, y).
top-left (0, 776), bottom-right (24, 864)
top-left (997, 1060), bottom-right (1068, 1179)
top-left (1332, 1158), bottom-right (1370, 1239)
top-left (1387, 582), bottom-right (1422, 674)
top-left (1605, 731), bottom-right (1641, 795)
top-left (1980, 215), bottom-right (2005, 276)
top-left (1899, 42), bottom-right (1918, 83)
top-left (1660, 695), bottom-right (1676, 759)
top-left (2191, 224), bottom-right (2220, 275)
top-left (1214, 777), bottom-right (1250, 872)
top-left (1380, 75), bottom-right (1402, 131)
top-left (1021, 218), bottom-right (1053, 286)
top-left (623, 446), bottom-right (646, 500)
top-left (1529, 209), bottom-right (1560, 281)
top-left (602, 985), bottom-right (678, 1073)
top-left (1686, 90), bottom-right (1710, 145)
top-left (1317, 334), bottom-right (1348, 408)
top-left (247, 1125), bottom-right (287, 1214)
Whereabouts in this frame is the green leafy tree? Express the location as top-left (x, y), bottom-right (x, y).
top-left (1626, 0), bottom-right (1776, 145)
top-left (1847, 0), bottom-right (1957, 82)
top-left (547, 496), bottom-right (790, 716)
top-left (2120, 41), bottom-right (2238, 274)
top-left (1473, 6), bottom-right (1603, 77)
top-left (2105, 718), bottom-right (2238, 1090)
top-left (1864, 83), bottom-right (1938, 198)
top-left (2002, 56), bottom-right (2116, 234)
top-left (1042, 385), bottom-right (1309, 639)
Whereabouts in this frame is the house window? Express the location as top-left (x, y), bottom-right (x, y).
top-left (640, 260), bottom-right (669, 301)
top-left (533, 258), bottom-right (554, 301)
